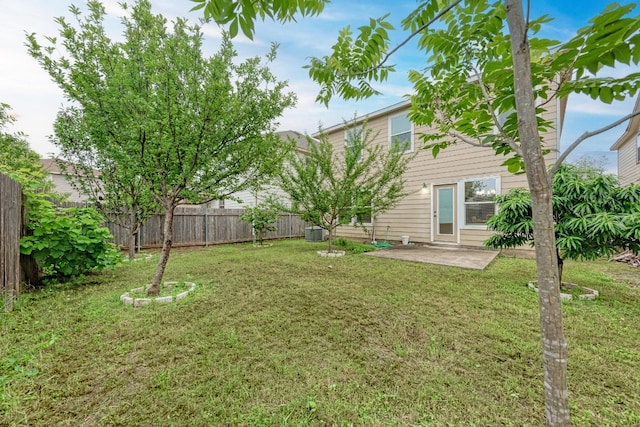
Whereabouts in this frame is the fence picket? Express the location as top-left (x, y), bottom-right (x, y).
top-left (58, 203), bottom-right (307, 249)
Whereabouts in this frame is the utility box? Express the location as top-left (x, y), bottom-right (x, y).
top-left (305, 226), bottom-right (325, 242)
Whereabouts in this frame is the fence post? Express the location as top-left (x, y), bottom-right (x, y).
top-left (1, 173), bottom-right (22, 312)
top-left (204, 208), bottom-right (209, 247)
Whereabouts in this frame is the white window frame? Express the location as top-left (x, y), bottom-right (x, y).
top-left (458, 176), bottom-right (500, 229)
top-left (636, 133), bottom-right (640, 164)
top-left (388, 112), bottom-right (414, 153)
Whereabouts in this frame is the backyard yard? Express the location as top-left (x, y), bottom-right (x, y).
top-left (1, 239), bottom-right (639, 426)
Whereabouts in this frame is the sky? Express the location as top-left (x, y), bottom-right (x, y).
top-left (0, 0), bottom-right (637, 174)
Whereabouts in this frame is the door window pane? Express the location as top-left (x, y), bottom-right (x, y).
top-left (438, 187), bottom-right (454, 235)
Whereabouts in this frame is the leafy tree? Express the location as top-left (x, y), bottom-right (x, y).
top-left (278, 125), bottom-right (413, 253)
top-left (28, 0), bottom-right (295, 295)
top-left (486, 165), bottom-right (640, 283)
top-left (51, 107), bottom-right (160, 260)
top-left (0, 103), bottom-right (51, 192)
top-left (192, 0), bottom-right (640, 424)
top-left (1, 102), bottom-right (119, 284)
top-left (1, 102), bottom-right (50, 285)
top-left (239, 195), bottom-right (283, 246)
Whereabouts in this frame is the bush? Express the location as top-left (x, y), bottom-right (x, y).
top-left (333, 237), bottom-right (376, 254)
top-left (240, 196), bottom-right (283, 245)
top-left (20, 200), bottom-right (121, 280)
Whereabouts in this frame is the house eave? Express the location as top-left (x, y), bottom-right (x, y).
top-left (611, 95), bottom-right (640, 151)
top-left (313, 99), bottom-right (411, 137)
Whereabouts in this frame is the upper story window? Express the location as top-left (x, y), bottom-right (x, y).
top-left (344, 126), bottom-right (363, 161)
top-left (636, 133), bottom-right (640, 164)
top-left (463, 178), bottom-right (497, 226)
top-left (389, 113), bottom-right (413, 153)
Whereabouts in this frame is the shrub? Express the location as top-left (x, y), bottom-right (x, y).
top-left (333, 237), bottom-right (376, 254)
top-left (240, 195), bottom-right (283, 245)
top-left (20, 198), bottom-right (121, 280)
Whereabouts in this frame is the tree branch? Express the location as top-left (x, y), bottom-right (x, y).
top-left (352, 0), bottom-right (463, 77)
top-left (551, 109), bottom-right (640, 174)
top-left (469, 64), bottom-right (522, 156)
top-left (448, 131), bottom-right (486, 147)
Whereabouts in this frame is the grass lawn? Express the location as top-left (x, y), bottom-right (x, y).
top-left (1, 239), bottom-right (640, 426)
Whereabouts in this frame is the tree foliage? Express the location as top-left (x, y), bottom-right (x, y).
top-left (278, 125), bottom-right (413, 253)
top-left (1, 102), bottom-right (119, 283)
top-left (239, 195), bottom-right (284, 245)
top-left (486, 165), bottom-right (640, 281)
top-left (190, 0), bottom-right (326, 39)
top-left (28, 0), bottom-right (296, 294)
top-left (307, 1), bottom-right (640, 172)
top-left (0, 103), bottom-right (51, 192)
top-left (51, 107), bottom-right (160, 260)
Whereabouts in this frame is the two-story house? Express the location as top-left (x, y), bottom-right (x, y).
top-left (318, 98), bottom-right (564, 248)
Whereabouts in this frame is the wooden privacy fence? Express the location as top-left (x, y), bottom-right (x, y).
top-left (0, 173), bottom-right (22, 311)
top-left (105, 207), bottom-right (307, 249)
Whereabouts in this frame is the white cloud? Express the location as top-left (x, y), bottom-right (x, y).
top-left (566, 94), bottom-right (636, 116)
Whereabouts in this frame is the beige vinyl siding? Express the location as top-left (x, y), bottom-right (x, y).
top-left (48, 173), bottom-right (90, 203)
top-left (224, 185), bottom-right (292, 210)
top-left (616, 136), bottom-right (640, 186)
top-left (326, 99), bottom-right (559, 247)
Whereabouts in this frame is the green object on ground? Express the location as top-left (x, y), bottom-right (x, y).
top-left (373, 241), bottom-right (393, 248)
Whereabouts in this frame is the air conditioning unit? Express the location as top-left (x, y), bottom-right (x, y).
top-left (305, 226), bottom-right (325, 242)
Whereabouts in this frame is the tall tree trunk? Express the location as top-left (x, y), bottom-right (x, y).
top-left (128, 231), bottom-right (136, 260)
top-left (148, 204), bottom-right (175, 296)
top-left (505, 1), bottom-right (570, 426)
top-left (128, 211), bottom-right (137, 260)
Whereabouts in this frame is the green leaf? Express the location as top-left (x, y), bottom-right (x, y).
top-left (599, 86), bottom-right (614, 103)
top-left (229, 18), bottom-right (239, 38)
top-left (613, 44), bottom-right (631, 64)
top-left (507, 162), bottom-right (521, 174)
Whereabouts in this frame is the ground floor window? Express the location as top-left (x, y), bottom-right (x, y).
top-left (354, 191), bottom-right (373, 225)
top-left (463, 178), bottom-right (497, 226)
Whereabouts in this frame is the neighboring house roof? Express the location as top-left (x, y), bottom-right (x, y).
top-left (276, 130), bottom-right (315, 153)
top-left (39, 158), bottom-right (64, 174)
top-left (40, 158), bottom-right (100, 177)
top-left (610, 95), bottom-right (640, 151)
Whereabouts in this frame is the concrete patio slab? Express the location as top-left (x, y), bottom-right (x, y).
top-left (364, 244), bottom-right (499, 270)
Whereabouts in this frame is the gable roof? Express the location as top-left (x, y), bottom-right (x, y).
top-left (276, 130), bottom-right (315, 153)
top-left (39, 158), bottom-right (64, 174)
top-left (610, 95), bottom-right (640, 151)
top-left (39, 158), bottom-right (99, 177)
